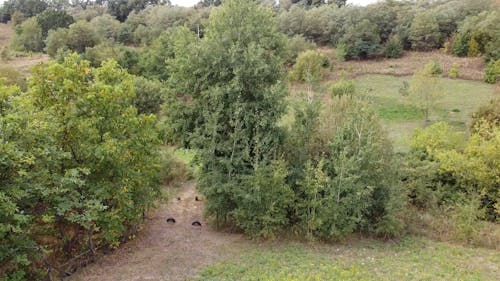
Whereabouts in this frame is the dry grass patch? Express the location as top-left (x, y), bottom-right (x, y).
top-left (318, 48), bottom-right (486, 81)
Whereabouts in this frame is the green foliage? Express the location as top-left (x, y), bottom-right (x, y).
top-left (0, 0), bottom-right (48, 23)
top-left (483, 59), bottom-right (500, 84)
top-left (405, 120), bottom-right (500, 221)
top-left (233, 161), bottom-right (294, 238)
top-left (44, 28), bottom-right (69, 57)
top-left (166, 0), bottom-right (288, 233)
top-left (132, 76), bottom-right (165, 115)
top-left (0, 55), bottom-right (163, 278)
top-left (384, 34), bottom-right (403, 59)
top-left (36, 9), bottom-right (74, 38)
top-left (471, 98), bottom-right (500, 131)
top-left (409, 12), bottom-right (442, 51)
top-left (283, 35), bottom-right (316, 66)
top-left (449, 62), bottom-right (459, 78)
top-left (467, 38), bottom-right (480, 57)
top-left (285, 98), bottom-right (404, 240)
top-left (290, 50), bottom-right (329, 83)
top-left (11, 17), bottom-right (43, 52)
top-left (452, 33), bottom-right (470, 57)
top-left (339, 19), bottom-right (381, 60)
top-left (90, 14), bottom-right (122, 41)
top-left (408, 61), bottom-right (444, 121)
top-left (44, 20), bottom-right (100, 57)
top-left (328, 79), bottom-right (355, 98)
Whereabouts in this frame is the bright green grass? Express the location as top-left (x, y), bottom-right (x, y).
top-left (195, 238), bottom-right (500, 281)
top-left (353, 75), bottom-right (497, 152)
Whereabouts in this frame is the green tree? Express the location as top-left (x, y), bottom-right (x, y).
top-left (339, 19), bottom-right (381, 60)
top-left (11, 17), bottom-right (43, 52)
top-left (408, 61), bottom-right (444, 121)
top-left (36, 9), bottom-right (74, 38)
top-left (166, 0), bottom-right (287, 231)
top-left (409, 12), bottom-right (442, 51)
top-left (384, 34), bottom-right (403, 58)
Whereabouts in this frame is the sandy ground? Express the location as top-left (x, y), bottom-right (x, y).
top-left (68, 182), bottom-right (251, 281)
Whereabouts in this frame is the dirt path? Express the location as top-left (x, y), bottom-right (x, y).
top-left (69, 182), bottom-right (251, 281)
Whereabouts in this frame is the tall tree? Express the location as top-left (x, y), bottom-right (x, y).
top-left (167, 0), bottom-right (287, 223)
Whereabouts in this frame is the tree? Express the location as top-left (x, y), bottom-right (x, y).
top-left (11, 17), bottom-right (43, 52)
top-left (339, 19), bottom-right (381, 59)
top-left (66, 20), bottom-right (100, 53)
top-left (36, 9), bottom-right (74, 38)
top-left (408, 61), bottom-right (444, 121)
top-left (409, 12), bottom-right (442, 50)
top-left (166, 0), bottom-right (288, 231)
top-left (384, 34), bottom-right (403, 58)
top-left (290, 50), bottom-right (329, 101)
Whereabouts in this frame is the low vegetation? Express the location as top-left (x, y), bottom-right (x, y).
top-left (0, 0), bottom-right (499, 280)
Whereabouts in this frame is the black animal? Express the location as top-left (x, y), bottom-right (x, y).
top-left (191, 221), bottom-right (202, 226)
top-left (195, 196), bottom-right (201, 201)
top-left (177, 197), bottom-right (181, 201)
top-left (166, 217), bottom-right (176, 223)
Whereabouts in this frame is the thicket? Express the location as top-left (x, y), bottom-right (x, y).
top-left (0, 55), bottom-right (164, 280)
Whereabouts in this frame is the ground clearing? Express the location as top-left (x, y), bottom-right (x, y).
top-left (319, 48), bottom-right (486, 82)
top-left (69, 181), bottom-right (500, 281)
top-left (0, 23), bottom-right (49, 74)
top-left (354, 74), bottom-right (498, 151)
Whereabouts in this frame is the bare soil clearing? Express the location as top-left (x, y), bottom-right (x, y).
top-left (68, 182), bottom-right (252, 281)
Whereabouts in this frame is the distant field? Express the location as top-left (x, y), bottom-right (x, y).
top-left (196, 237), bottom-right (500, 281)
top-left (354, 75), bottom-right (498, 151)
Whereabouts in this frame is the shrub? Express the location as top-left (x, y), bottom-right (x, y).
top-left (284, 35), bottom-right (316, 66)
top-left (429, 59), bottom-right (442, 76)
top-left (467, 38), bottom-right (480, 57)
top-left (11, 17), bottom-right (43, 52)
top-left (36, 9), bottom-right (74, 38)
top-left (132, 76), bottom-right (165, 115)
top-left (290, 50), bottom-right (329, 83)
top-left (471, 98), bottom-right (500, 131)
top-left (484, 59), bottom-right (500, 84)
top-left (67, 20), bottom-right (100, 53)
top-left (328, 79), bottom-right (355, 97)
top-left (409, 12), bottom-right (442, 51)
top-left (339, 19), bottom-right (381, 60)
top-left (44, 28), bottom-right (69, 57)
top-left (449, 63), bottom-right (459, 78)
top-left (384, 35), bottom-right (403, 58)
top-left (335, 42), bottom-right (347, 62)
top-left (452, 33), bottom-right (470, 57)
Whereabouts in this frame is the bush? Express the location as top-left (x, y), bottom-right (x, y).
top-left (328, 79), bottom-right (355, 97)
top-left (132, 76), bottom-right (165, 115)
top-left (484, 59), bottom-right (500, 84)
top-left (409, 12), bottom-right (442, 51)
top-left (44, 28), bottom-right (69, 57)
top-left (339, 19), bottom-right (381, 60)
top-left (467, 38), bottom-right (480, 57)
top-left (384, 35), bottom-right (403, 58)
top-left (284, 35), bottom-right (316, 66)
top-left (429, 59), bottom-right (442, 76)
top-left (471, 98), bottom-right (500, 131)
top-left (449, 63), bottom-right (459, 78)
top-left (452, 33), bottom-right (470, 57)
top-left (36, 9), bottom-right (74, 38)
top-left (11, 17), bottom-right (43, 52)
top-left (290, 50), bottom-right (329, 83)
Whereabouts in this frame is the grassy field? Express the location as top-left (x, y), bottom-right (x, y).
top-left (196, 237), bottom-right (500, 281)
top-left (351, 75), bottom-right (496, 152)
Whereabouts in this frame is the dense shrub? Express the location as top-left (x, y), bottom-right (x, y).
top-left (449, 63), bottom-right (459, 78)
top-left (45, 21), bottom-right (100, 56)
top-left (132, 76), bottom-right (165, 115)
top-left (452, 32), bottom-right (470, 57)
top-left (328, 79), bottom-right (355, 97)
top-left (36, 9), bottom-right (74, 38)
top-left (290, 50), bottom-right (329, 83)
top-left (284, 35), bottom-right (316, 65)
top-left (384, 35), bottom-right (403, 59)
top-left (11, 17), bottom-right (43, 52)
top-left (471, 98), bottom-right (500, 132)
top-left (409, 12), bottom-right (442, 51)
top-left (484, 59), bottom-right (500, 84)
top-left (339, 19), bottom-right (381, 60)
top-left (0, 55), bottom-right (163, 279)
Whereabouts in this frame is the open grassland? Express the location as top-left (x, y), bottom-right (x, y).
top-left (196, 237), bottom-right (500, 281)
top-left (354, 75), bottom-right (498, 151)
